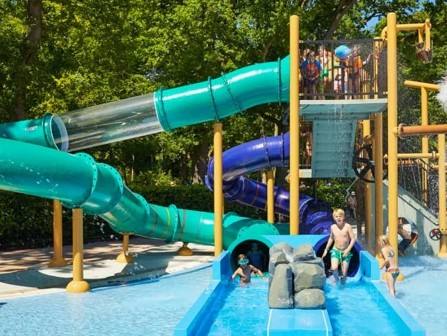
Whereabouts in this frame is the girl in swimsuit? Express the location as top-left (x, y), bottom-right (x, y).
top-left (378, 235), bottom-right (399, 297)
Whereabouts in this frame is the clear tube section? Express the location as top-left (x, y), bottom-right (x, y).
top-left (59, 94), bottom-right (162, 152)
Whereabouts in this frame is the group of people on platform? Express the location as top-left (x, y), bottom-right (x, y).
top-left (300, 45), bottom-right (373, 99)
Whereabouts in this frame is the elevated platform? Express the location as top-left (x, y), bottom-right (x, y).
top-left (300, 98), bottom-right (387, 120)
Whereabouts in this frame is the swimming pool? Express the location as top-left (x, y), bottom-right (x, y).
top-left (0, 266), bottom-right (212, 336)
top-left (396, 256), bottom-right (447, 336)
top-left (326, 281), bottom-right (403, 336)
top-left (193, 278), bottom-right (405, 336)
top-left (0, 256), bottom-right (443, 336)
top-left (205, 279), bottom-right (270, 335)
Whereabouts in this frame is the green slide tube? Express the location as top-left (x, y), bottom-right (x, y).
top-left (154, 56), bottom-right (290, 131)
top-left (0, 114), bottom-right (68, 150)
top-left (0, 56), bottom-right (290, 151)
top-left (0, 137), bottom-right (280, 248)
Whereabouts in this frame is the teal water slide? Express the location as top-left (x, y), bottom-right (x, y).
top-left (0, 57), bottom-right (292, 249)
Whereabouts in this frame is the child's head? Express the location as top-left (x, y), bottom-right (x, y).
top-left (378, 234), bottom-right (390, 247)
top-left (237, 254), bottom-right (249, 266)
top-left (333, 208), bottom-right (345, 222)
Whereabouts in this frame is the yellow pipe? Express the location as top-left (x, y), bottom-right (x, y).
top-left (266, 170), bottom-right (275, 223)
top-left (289, 15), bottom-right (300, 235)
top-left (363, 120), bottom-right (372, 252)
top-left (213, 122), bottom-right (223, 255)
top-left (421, 88), bottom-right (430, 203)
top-left (417, 29), bottom-right (423, 44)
top-left (398, 23), bottom-right (425, 31)
top-left (438, 134), bottom-right (447, 257)
top-left (432, 164), bottom-right (447, 170)
top-left (381, 24), bottom-right (424, 39)
top-left (374, 39), bottom-right (380, 98)
top-left (404, 80), bottom-right (440, 91)
top-left (66, 208), bottom-right (90, 293)
top-left (48, 200), bottom-right (67, 267)
top-left (425, 19), bottom-right (431, 51)
top-left (386, 13), bottom-right (399, 262)
top-left (390, 153), bottom-right (439, 159)
top-left (398, 124), bottom-right (447, 136)
top-left (374, 113), bottom-right (384, 255)
top-left (116, 234), bottom-right (134, 263)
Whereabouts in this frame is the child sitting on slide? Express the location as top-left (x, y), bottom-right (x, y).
top-left (231, 254), bottom-right (264, 285)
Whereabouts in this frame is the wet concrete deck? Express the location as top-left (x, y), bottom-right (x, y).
top-left (0, 237), bottom-right (214, 298)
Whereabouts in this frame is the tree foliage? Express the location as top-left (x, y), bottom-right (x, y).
top-left (0, 0), bottom-right (446, 247)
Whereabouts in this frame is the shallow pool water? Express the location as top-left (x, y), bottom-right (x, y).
top-left (1, 256), bottom-right (445, 336)
top-left (396, 256), bottom-right (447, 336)
top-left (326, 282), bottom-right (402, 336)
top-left (203, 278), bottom-right (403, 336)
top-left (206, 278), bottom-right (270, 335)
top-left (0, 266), bottom-right (212, 336)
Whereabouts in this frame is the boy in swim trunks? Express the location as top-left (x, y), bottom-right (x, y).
top-left (378, 235), bottom-right (399, 297)
top-left (322, 208), bottom-right (356, 284)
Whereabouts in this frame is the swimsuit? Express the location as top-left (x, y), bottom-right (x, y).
top-left (387, 267), bottom-right (400, 280)
top-left (240, 265), bottom-right (252, 283)
top-left (330, 247), bottom-right (353, 264)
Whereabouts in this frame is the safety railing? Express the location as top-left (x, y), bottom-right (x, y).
top-left (299, 39), bottom-right (387, 100)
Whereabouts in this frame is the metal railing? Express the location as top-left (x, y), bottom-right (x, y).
top-left (299, 39), bottom-right (387, 100)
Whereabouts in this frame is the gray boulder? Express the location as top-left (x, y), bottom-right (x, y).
top-left (268, 264), bottom-right (294, 309)
top-left (294, 288), bottom-right (326, 309)
top-left (292, 263), bottom-right (326, 293)
top-left (293, 244), bottom-right (316, 262)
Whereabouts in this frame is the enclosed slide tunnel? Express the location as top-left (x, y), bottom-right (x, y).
top-left (0, 57), bottom-right (291, 152)
top-left (205, 132), bottom-right (333, 235)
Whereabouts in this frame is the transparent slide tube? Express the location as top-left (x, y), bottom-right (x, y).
top-left (60, 94), bottom-right (162, 151)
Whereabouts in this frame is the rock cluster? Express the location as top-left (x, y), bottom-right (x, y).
top-left (268, 243), bottom-right (326, 309)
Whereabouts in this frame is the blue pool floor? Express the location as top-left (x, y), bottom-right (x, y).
top-left (0, 256), bottom-right (446, 336)
top-left (393, 256), bottom-right (447, 336)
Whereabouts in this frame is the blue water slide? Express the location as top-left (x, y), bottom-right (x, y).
top-left (205, 132), bottom-right (333, 234)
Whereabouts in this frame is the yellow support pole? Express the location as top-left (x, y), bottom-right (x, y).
top-left (48, 200), bottom-right (67, 267)
top-left (386, 13), bottom-right (399, 261)
top-left (421, 87), bottom-right (429, 204)
top-left (438, 134), bottom-right (447, 257)
top-left (213, 122), bottom-right (223, 256)
top-left (66, 208), bottom-right (90, 293)
top-left (177, 242), bottom-right (193, 256)
top-left (289, 15), bottom-right (300, 235)
top-left (116, 234), bottom-right (134, 263)
top-left (374, 114), bottom-right (384, 255)
top-left (424, 19), bottom-right (431, 51)
top-left (417, 29), bottom-right (423, 44)
top-left (362, 120), bottom-right (372, 251)
top-left (266, 170), bottom-right (275, 223)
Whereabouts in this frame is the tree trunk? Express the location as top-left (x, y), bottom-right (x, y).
top-left (192, 138), bottom-right (211, 184)
top-left (324, 0), bottom-right (358, 40)
top-left (14, 0), bottom-right (43, 120)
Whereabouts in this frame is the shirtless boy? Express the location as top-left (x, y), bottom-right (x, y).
top-left (322, 208), bottom-right (356, 283)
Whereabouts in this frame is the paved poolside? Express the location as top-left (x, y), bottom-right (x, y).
top-left (0, 238), bottom-right (214, 298)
